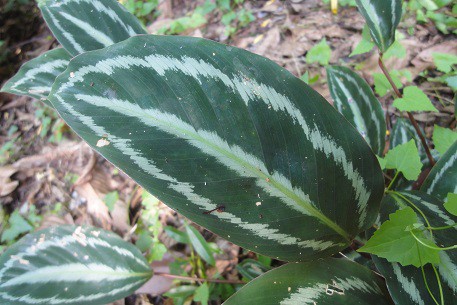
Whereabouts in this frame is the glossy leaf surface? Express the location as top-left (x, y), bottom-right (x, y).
top-left (224, 258), bottom-right (391, 305)
top-left (0, 225), bottom-right (152, 305)
top-left (327, 65), bottom-right (386, 155)
top-left (371, 191), bottom-right (456, 305)
top-left (48, 35), bottom-right (384, 262)
top-left (0, 48), bottom-right (71, 105)
top-left (39, 0), bottom-right (146, 56)
top-left (421, 141), bottom-right (457, 200)
top-left (355, 0), bottom-right (402, 52)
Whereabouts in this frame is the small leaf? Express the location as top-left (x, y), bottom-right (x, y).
top-left (445, 75), bottom-right (457, 90)
top-left (433, 125), bottom-right (457, 155)
top-left (350, 24), bottom-right (375, 57)
top-left (164, 226), bottom-right (190, 244)
top-left (355, 0), bottom-right (402, 52)
top-left (359, 207), bottom-right (441, 267)
top-left (393, 86), bottom-right (438, 112)
top-left (185, 225), bottom-right (215, 266)
top-left (383, 40), bottom-right (406, 60)
top-left (0, 225), bottom-right (152, 305)
top-left (236, 259), bottom-right (271, 281)
top-left (0, 211), bottom-right (33, 243)
top-left (385, 140), bottom-right (422, 181)
top-left (193, 283), bottom-right (209, 305)
top-left (306, 38), bottom-right (332, 66)
top-left (150, 243), bottom-right (167, 262)
top-left (373, 72), bottom-right (402, 97)
top-left (104, 191), bottom-right (119, 212)
top-left (444, 193), bottom-right (457, 216)
top-left (432, 52), bottom-right (457, 73)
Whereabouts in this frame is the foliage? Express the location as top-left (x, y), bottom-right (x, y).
top-left (0, 0), bottom-right (456, 304)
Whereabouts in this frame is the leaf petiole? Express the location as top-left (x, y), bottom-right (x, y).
top-left (409, 229), bottom-right (457, 251)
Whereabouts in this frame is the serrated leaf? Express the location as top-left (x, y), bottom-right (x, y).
top-left (359, 207), bottom-right (441, 267)
top-left (355, 0), bottom-right (402, 52)
top-left (350, 24), bottom-right (375, 57)
top-left (444, 193), bottom-right (457, 216)
top-left (306, 38), bottom-right (332, 66)
top-left (39, 0), bottom-right (146, 56)
top-left (373, 72), bottom-right (402, 97)
top-left (0, 225), bottom-right (152, 305)
top-left (185, 225), bottom-right (215, 266)
top-left (370, 191), bottom-right (457, 305)
top-left (421, 141), bottom-right (457, 200)
top-left (383, 40), bottom-right (406, 60)
top-left (0, 48), bottom-right (71, 105)
top-left (432, 52), bottom-right (457, 73)
top-left (433, 125), bottom-right (457, 155)
top-left (393, 86), bottom-right (438, 112)
top-left (327, 65), bottom-right (386, 155)
top-left (385, 140), bottom-right (422, 181)
top-left (48, 35), bottom-right (384, 262)
top-left (224, 258), bottom-right (392, 305)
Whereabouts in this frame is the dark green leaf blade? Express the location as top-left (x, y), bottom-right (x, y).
top-left (355, 0), bottom-right (402, 52)
top-left (370, 191), bottom-right (457, 305)
top-left (327, 65), bottom-right (386, 155)
top-left (0, 48), bottom-right (71, 105)
top-left (223, 258), bottom-right (392, 305)
top-left (421, 141), bottom-right (457, 201)
top-left (0, 225), bottom-right (152, 305)
top-left (39, 0), bottom-right (147, 56)
top-left (48, 35), bottom-right (384, 262)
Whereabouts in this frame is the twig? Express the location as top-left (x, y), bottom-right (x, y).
top-left (153, 272), bottom-right (245, 285)
top-left (378, 55), bottom-right (435, 166)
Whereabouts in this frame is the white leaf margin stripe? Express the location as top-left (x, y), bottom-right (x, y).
top-left (0, 279), bottom-right (145, 305)
top-left (425, 151), bottom-right (457, 195)
top-left (391, 263), bottom-right (425, 305)
top-left (0, 228), bottom-right (150, 282)
top-left (57, 52), bottom-right (372, 229)
top-left (280, 276), bottom-right (383, 305)
top-left (56, 94), bottom-right (346, 253)
top-left (46, 0), bottom-right (141, 37)
top-left (7, 59), bottom-right (69, 94)
top-left (328, 68), bottom-right (383, 152)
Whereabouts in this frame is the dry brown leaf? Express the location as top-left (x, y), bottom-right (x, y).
top-left (74, 182), bottom-right (111, 229)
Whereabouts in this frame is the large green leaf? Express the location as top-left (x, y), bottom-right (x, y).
top-left (38, 0), bottom-right (146, 56)
top-left (0, 48), bottom-right (71, 105)
top-left (48, 35), bottom-right (384, 262)
top-left (0, 225), bottom-right (152, 305)
top-left (355, 0), bottom-right (402, 53)
top-left (371, 191), bottom-right (456, 305)
top-left (421, 141), bottom-right (457, 200)
top-left (327, 65), bottom-right (386, 155)
top-left (223, 258), bottom-right (392, 305)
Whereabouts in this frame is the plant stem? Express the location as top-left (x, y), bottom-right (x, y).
top-left (410, 230), bottom-right (457, 251)
top-left (386, 171), bottom-right (400, 191)
top-left (417, 248), bottom-right (440, 305)
top-left (426, 223), bottom-right (457, 230)
top-left (378, 55), bottom-right (435, 166)
top-left (431, 264), bottom-right (445, 305)
top-left (153, 271), bottom-right (245, 284)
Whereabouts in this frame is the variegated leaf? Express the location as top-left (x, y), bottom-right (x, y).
top-left (0, 48), bottom-right (71, 105)
top-left (327, 65), bottom-right (386, 156)
top-left (355, 0), bottom-right (402, 53)
top-left (421, 141), bottom-right (457, 201)
top-left (47, 35), bottom-right (384, 262)
top-left (0, 225), bottom-right (152, 305)
top-left (371, 191), bottom-right (456, 305)
top-left (223, 258), bottom-right (391, 305)
top-left (38, 0), bottom-right (146, 56)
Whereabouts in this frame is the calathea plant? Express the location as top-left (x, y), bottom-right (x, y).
top-left (0, 0), bottom-right (455, 304)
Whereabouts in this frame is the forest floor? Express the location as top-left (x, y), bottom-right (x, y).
top-left (0, 0), bottom-right (455, 304)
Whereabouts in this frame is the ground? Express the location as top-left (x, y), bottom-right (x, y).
top-left (0, 0), bottom-right (455, 304)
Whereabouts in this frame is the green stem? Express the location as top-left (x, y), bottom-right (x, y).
top-left (426, 223), bottom-right (457, 230)
top-left (431, 264), bottom-right (445, 305)
top-left (417, 243), bottom-right (440, 305)
top-left (386, 171), bottom-right (400, 191)
top-left (410, 230), bottom-right (457, 251)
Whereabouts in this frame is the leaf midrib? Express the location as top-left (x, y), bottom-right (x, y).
top-left (101, 102), bottom-right (352, 242)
